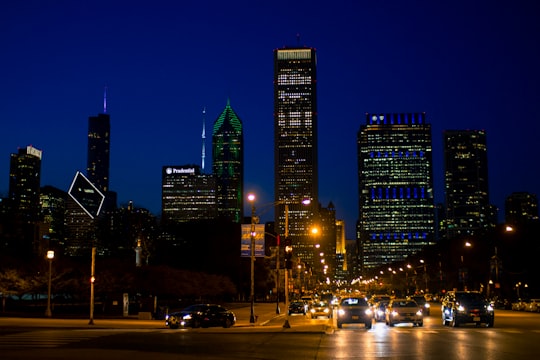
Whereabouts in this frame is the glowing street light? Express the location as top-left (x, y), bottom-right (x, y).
top-left (247, 193), bottom-right (256, 324)
top-left (45, 250), bottom-right (54, 317)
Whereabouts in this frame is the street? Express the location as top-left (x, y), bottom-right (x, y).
top-left (1, 303), bottom-right (540, 359)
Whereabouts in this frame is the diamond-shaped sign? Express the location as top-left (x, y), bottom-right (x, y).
top-left (68, 171), bottom-right (105, 219)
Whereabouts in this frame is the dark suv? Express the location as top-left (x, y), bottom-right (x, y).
top-left (441, 291), bottom-right (494, 327)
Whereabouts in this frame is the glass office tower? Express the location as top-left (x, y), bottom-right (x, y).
top-left (357, 113), bottom-right (435, 273)
top-left (444, 130), bottom-right (491, 239)
top-left (87, 113), bottom-right (110, 193)
top-left (161, 165), bottom-right (216, 224)
top-left (274, 46), bottom-right (318, 266)
top-left (212, 100), bottom-right (244, 223)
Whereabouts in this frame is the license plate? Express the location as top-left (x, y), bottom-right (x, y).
top-left (473, 316), bottom-right (481, 322)
top-left (352, 315), bottom-right (359, 320)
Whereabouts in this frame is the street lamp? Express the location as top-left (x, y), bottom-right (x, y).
top-left (247, 193), bottom-right (256, 324)
top-left (45, 250), bottom-right (54, 317)
top-left (282, 198), bottom-right (311, 329)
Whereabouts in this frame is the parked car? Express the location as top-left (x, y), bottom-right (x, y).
top-left (385, 299), bottom-right (423, 327)
top-left (288, 301), bottom-right (307, 315)
top-left (165, 304), bottom-right (236, 329)
top-left (309, 301), bottom-right (332, 319)
top-left (336, 297), bottom-right (373, 329)
top-left (441, 291), bottom-right (494, 327)
top-left (410, 295), bottom-right (430, 316)
top-left (527, 299), bottom-right (540, 312)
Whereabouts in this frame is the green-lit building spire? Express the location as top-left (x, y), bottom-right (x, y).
top-left (212, 99), bottom-right (244, 222)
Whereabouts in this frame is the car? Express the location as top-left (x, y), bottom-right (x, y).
top-left (373, 300), bottom-right (390, 322)
top-left (410, 295), bottom-right (430, 315)
top-left (441, 291), bottom-right (494, 327)
top-left (165, 304), bottom-right (236, 329)
top-left (336, 297), bottom-right (373, 329)
top-left (369, 294), bottom-right (391, 307)
top-left (385, 299), bottom-right (423, 327)
top-left (527, 299), bottom-right (540, 312)
top-left (309, 301), bottom-right (332, 319)
top-left (288, 301), bottom-right (307, 315)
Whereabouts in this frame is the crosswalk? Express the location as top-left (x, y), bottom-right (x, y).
top-left (0, 329), bottom-right (100, 349)
top-left (0, 329), bottom-right (136, 349)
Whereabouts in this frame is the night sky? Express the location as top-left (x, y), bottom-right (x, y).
top-left (1, 1), bottom-right (539, 238)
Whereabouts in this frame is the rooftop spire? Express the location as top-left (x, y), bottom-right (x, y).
top-left (201, 107), bottom-right (206, 172)
top-left (103, 85), bottom-right (108, 113)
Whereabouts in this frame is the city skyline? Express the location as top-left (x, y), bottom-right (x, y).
top-left (2, 1), bottom-right (540, 239)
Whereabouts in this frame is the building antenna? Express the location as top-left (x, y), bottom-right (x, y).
top-left (201, 106), bottom-right (206, 172)
top-left (103, 85), bottom-right (108, 113)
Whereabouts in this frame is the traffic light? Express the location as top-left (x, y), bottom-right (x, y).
top-left (284, 237), bottom-right (293, 269)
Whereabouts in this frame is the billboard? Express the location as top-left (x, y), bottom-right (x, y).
top-left (241, 224), bottom-right (265, 257)
top-left (68, 171), bottom-right (105, 219)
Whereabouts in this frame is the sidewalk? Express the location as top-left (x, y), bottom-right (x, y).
top-left (0, 302), bottom-right (331, 333)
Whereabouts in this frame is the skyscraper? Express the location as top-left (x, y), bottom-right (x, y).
top-left (9, 145), bottom-right (43, 221)
top-left (273, 46), bottom-right (318, 266)
top-left (357, 113), bottom-right (435, 273)
top-left (161, 165), bottom-right (216, 224)
top-left (505, 192), bottom-right (538, 225)
top-left (87, 113), bottom-right (110, 194)
top-left (212, 100), bottom-right (244, 223)
top-left (443, 130), bottom-right (491, 239)
top-left (7, 145), bottom-right (43, 255)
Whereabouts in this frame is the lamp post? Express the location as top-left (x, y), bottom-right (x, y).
top-left (275, 234), bottom-right (280, 314)
top-left (45, 250), bottom-right (54, 317)
top-left (282, 198), bottom-right (311, 329)
top-left (283, 203), bottom-right (291, 328)
top-left (89, 246), bottom-right (96, 325)
top-left (247, 193), bottom-right (256, 324)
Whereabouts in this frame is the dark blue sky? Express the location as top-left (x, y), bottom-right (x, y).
top-left (1, 1), bottom-right (539, 238)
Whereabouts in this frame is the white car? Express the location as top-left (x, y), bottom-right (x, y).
top-left (385, 299), bottom-right (423, 327)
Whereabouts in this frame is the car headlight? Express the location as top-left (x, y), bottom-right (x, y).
top-left (324, 308), bottom-right (330, 313)
top-left (165, 315), bottom-right (170, 320)
top-left (391, 310), bottom-right (399, 317)
top-left (338, 309), bottom-right (345, 316)
top-left (416, 310), bottom-right (423, 316)
top-left (310, 308), bottom-right (316, 313)
top-left (487, 304), bottom-right (494, 311)
top-left (424, 303), bottom-right (430, 308)
top-left (183, 314), bottom-right (192, 320)
top-left (457, 305), bottom-right (465, 312)
top-left (365, 309), bottom-right (373, 316)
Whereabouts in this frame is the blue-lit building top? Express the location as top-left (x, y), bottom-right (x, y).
top-left (357, 113), bottom-right (435, 273)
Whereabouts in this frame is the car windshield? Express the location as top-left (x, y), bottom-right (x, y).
top-left (393, 301), bottom-right (417, 307)
top-left (341, 298), bottom-right (368, 306)
top-left (456, 293), bottom-right (487, 303)
top-left (182, 304), bottom-right (207, 312)
top-left (412, 296), bottom-right (426, 303)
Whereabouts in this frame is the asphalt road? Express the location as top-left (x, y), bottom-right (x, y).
top-left (1, 303), bottom-right (540, 359)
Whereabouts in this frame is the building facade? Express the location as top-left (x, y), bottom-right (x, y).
top-left (357, 113), bottom-right (435, 274)
top-left (505, 192), bottom-right (539, 225)
top-left (87, 113), bottom-right (110, 193)
top-left (212, 100), bottom-right (244, 223)
top-left (273, 46), bottom-right (319, 267)
top-left (443, 130), bottom-right (492, 240)
top-left (9, 145), bottom-right (43, 221)
top-left (161, 165), bottom-right (216, 224)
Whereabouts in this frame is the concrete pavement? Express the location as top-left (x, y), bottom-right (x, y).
top-left (0, 302), bottom-right (330, 332)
